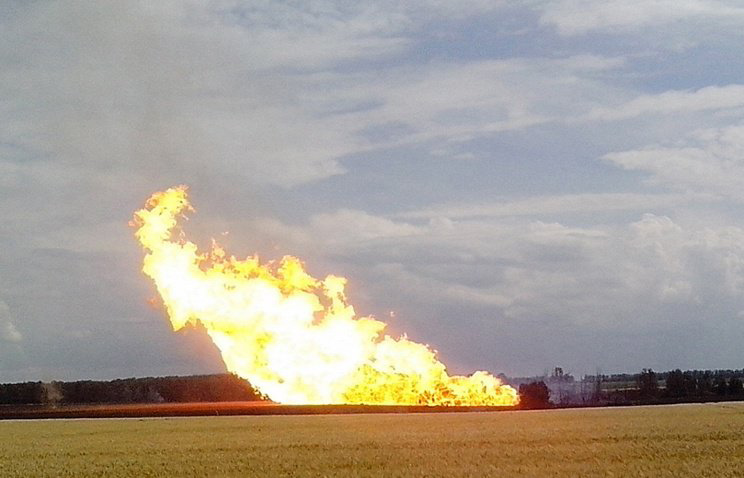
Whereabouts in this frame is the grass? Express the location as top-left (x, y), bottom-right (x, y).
top-left (2, 403), bottom-right (744, 477)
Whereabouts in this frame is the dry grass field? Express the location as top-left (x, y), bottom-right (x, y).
top-left (2, 403), bottom-right (744, 477)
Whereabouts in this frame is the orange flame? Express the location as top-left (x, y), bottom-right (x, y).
top-left (132, 186), bottom-right (518, 406)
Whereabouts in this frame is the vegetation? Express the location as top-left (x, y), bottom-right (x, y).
top-left (1, 403), bottom-right (743, 477)
top-left (518, 381), bottom-right (551, 409)
top-left (512, 367), bottom-right (744, 407)
top-left (5, 366), bottom-right (744, 409)
top-left (0, 374), bottom-right (262, 405)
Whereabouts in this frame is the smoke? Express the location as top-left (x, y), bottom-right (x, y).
top-left (0, 1), bottom-right (355, 191)
top-left (0, 300), bottom-right (21, 343)
top-left (0, 299), bottom-right (23, 378)
top-left (41, 381), bottom-right (63, 407)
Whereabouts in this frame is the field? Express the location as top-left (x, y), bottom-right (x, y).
top-left (2, 403), bottom-right (744, 477)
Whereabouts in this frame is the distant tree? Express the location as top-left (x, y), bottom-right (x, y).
top-left (637, 369), bottom-right (658, 398)
top-left (698, 371), bottom-right (713, 396)
top-left (593, 370), bottom-right (604, 404)
top-left (729, 377), bottom-right (744, 396)
top-left (0, 382), bottom-right (43, 405)
top-left (519, 381), bottom-right (551, 409)
top-left (714, 377), bottom-right (728, 396)
top-left (665, 369), bottom-right (685, 398)
top-left (549, 366), bottom-right (576, 405)
top-left (0, 374), bottom-right (264, 405)
top-left (682, 371), bottom-right (697, 396)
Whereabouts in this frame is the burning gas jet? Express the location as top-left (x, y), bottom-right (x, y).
top-left (132, 186), bottom-right (518, 406)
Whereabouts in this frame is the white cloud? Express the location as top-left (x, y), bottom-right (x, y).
top-left (342, 55), bottom-right (627, 148)
top-left (242, 209), bottom-right (421, 257)
top-left (397, 193), bottom-right (690, 219)
top-left (308, 209), bottom-right (420, 245)
top-left (405, 215), bottom-right (744, 326)
top-left (582, 84), bottom-right (744, 122)
top-left (242, 205), bottom-right (744, 328)
top-left (603, 123), bottom-right (744, 200)
top-left (540, 0), bottom-right (744, 36)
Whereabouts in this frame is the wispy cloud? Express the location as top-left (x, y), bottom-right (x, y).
top-left (582, 85), bottom-right (744, 122)
top-left (603, 123), bottom-right (744, 200)
top-left (396, 193), bottom-right (692, 220)
top-left (540, 0), bottom-right (744, 36)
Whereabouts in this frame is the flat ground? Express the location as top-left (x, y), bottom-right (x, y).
top-left (2, 403), bottom-right (744, 477)
top-left (0, 401), bottom-right (508, 419)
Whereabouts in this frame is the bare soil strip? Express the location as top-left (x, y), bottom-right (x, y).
top-left (0, 401), bottom-right (513, 419)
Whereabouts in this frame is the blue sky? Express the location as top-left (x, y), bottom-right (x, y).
top-left (3, 0), bottom-right (744, 381)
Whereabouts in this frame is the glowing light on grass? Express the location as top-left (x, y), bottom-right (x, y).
top-left (132, 186), bottom-right (518, 406)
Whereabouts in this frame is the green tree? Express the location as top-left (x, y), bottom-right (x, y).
top-left (713, 377), bottom-right (728, 396)
top-left (518, 381), bottom-right (551, 409)
top-left (664, 369), bottom-right (685, 398)
top-left (637, 369), bottom-right (658, 398)
top-left (729, 377), bottom-right (743, 396)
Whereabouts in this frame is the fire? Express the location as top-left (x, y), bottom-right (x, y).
top-left (132, 186), bottom-right (518, 406)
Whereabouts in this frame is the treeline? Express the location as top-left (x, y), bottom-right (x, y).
top-left (0, 374), bottom-right (265, 406)
top-left (514, 367), bottom-right (744, 408)
top-left (633, 368), bottom-right (744, 401)
top-left (5, 368), bottom-right (744, 408)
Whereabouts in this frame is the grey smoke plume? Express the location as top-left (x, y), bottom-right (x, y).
top-left (0, 300), bottom-right (21, 343)
top-left (41, 381), bottom-right (63, 407)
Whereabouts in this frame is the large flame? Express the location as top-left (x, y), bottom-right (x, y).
top-left (132, 186), bottom-right (518, 406)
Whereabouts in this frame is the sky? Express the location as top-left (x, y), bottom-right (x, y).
top-left (3, 0), bottom-right (744, 382)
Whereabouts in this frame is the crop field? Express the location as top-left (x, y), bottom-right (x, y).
top-left (2, 403), bottom-right (744, 477)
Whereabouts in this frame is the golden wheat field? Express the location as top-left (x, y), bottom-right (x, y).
top-left (1, 403), bottom-right (743, 477)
